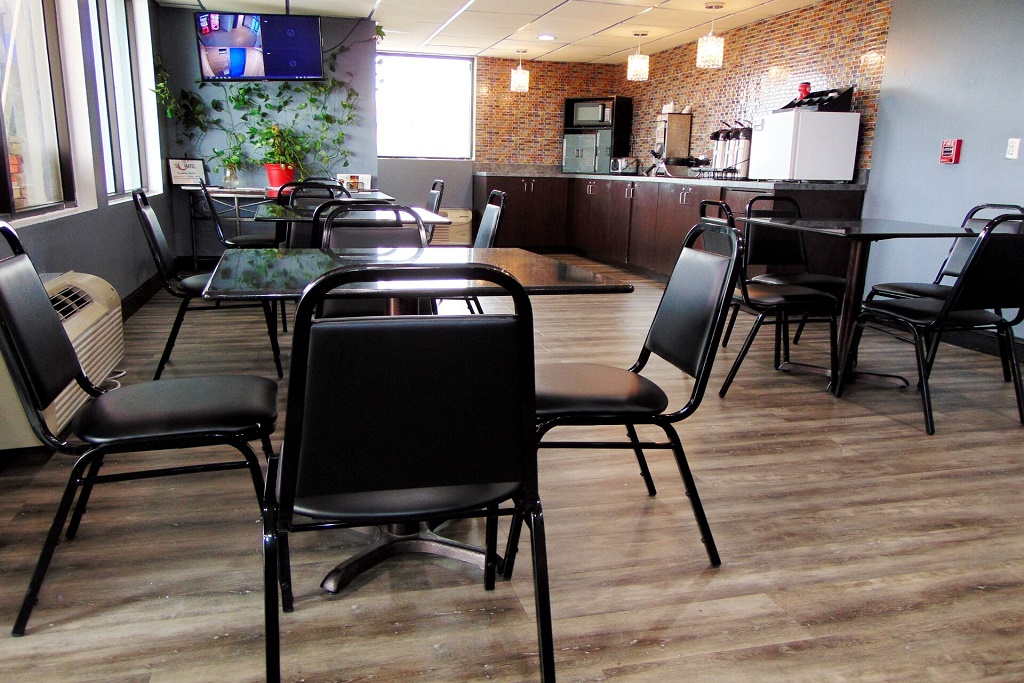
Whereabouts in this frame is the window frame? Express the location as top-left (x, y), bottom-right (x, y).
top-left (375, 52), bottom-right (475, 160)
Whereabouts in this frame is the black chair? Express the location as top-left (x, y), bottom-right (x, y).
top-left (867, 203), bottom-right (1024, 303)
top-left (0, 222), bottom-right (278, 637)
top-left (262, 262), bottom-right (554, 682)
top-left (503, 221), bottom-right (742, 578)
top-left (440, 190), bottom-right (506, 314)
top-left (837, 213), bottom-right (1024, 435)
top-left (733, 195), bottom-right (846, 345)
top-left (199, 180), bottom-right (278, 248)
top-left (133, 191), bottom-right (283, 379)
top-left (313, 201), bottom-right (429, 317)
top-left (426, 178), bottom-right (444, 213)
top-left (277, 180), bottom-right (352, 249)
top-left (712, 198), bottom-right (840, 398)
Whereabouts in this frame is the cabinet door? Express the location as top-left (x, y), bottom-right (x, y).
top-left (524, 177), bottom-right (568, 246)
top-left (628, 182), bottom-right (660, 271)
top-left (570, 180), bottom-right (598, 254)
top-left (654, 184), bottom-right (720, 275)
top-left (590, 179), bottom-right (631, 263)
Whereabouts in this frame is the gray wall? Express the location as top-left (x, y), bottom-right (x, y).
top-left (862, 0), bottom-right (1024, 288)
top-left (377, 159), bottom-right (474, 209)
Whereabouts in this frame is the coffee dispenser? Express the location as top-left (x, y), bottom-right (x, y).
top-left (655, 112), bottom-right (692, 159)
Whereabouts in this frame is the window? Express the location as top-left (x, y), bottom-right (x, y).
top-left (90, 0), bottom-right (141, 196)
top-left (376, 53), bottom-right (473, 159)
top-left (0, 0), bottom-right (73, 214)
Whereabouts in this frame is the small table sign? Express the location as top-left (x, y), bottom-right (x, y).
top-left (168, 159), bottom-right (206, 185)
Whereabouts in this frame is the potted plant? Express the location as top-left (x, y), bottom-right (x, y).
top-left (248, 121), bottom-right (311, 189)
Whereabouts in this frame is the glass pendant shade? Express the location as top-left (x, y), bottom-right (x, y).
top-left (627, 52), bottom-right (649, 81)
top-left (510, 52), bottom-right (530, 92)
top-left (696, 32), bottom-right (724, 69)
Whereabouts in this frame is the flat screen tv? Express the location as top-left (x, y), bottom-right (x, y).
top-left (195, 12), bottom-right (323, 82)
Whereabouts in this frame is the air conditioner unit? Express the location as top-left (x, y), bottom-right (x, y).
top-left (431, 208), bottom-right (473, 245)
top-left (1, 272), bottom-right (125, 450)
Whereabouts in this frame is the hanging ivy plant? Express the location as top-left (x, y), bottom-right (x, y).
top-left (154, 43), bottom-right (359, 178)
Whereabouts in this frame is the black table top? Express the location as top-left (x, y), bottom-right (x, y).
top-left (203, 247), bottom-right (635, 300)
top-left (255, 204), bottom-right (450, 225)
top-left (737, 216), bottom-right (968, 240)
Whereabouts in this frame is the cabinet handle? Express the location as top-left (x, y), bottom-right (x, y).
top-left (679, 189), bottom-right (692, 205)
top-left (529, 180), bottom-right (535, 192)
top-left (521, 179), bottom-right (528, 192)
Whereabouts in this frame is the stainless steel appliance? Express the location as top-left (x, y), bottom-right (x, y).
top-left (656, 112), bottom-right (691, 158)
top-left (747, 110), bottom-right (860, 181)
top-left (571, 99), bottom-right (613, 126)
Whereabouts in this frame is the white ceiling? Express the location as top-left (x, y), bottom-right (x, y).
top-left (158, 0), bottom-right (822, 64)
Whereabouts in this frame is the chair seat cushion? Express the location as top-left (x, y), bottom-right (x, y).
top-left (535, 362), bottom-right (668, 417)
top-left (751, 272), bottom-right (846, 297)
top-left (224, 234), bottom-right (278, 248)
top-left (178, 272), bottom-right (212, 296)
top-left (861, 297), bottom-right (1004, 327)
top-left (870, 281), bottom-right (951, 300)
top-left (295, 482), bottom-right (520, 521)
top-left (743, 282), bottom-right (837, 309)
top-left (72, 375), bottom-right (278, 445)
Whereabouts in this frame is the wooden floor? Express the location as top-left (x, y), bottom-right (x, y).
top-left (2, 255), bottom-right (1023, 682)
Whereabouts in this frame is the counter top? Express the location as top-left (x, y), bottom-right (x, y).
top-left (471, 167), bottom-right (866, 192)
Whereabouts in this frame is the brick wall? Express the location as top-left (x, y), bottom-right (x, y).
top-left (475, 0), bottom-right (890, 170)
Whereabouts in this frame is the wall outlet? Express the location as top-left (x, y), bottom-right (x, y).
top-left (1006, 137), bottom-right (1020, 160)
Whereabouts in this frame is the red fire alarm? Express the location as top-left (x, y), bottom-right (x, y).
top-left (940, 139), bottom-right (962, 164)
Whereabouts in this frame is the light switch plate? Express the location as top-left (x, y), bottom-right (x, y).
top-left (1006, 138), bottom-right (1020, 160)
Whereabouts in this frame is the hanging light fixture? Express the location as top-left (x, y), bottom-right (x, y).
top-left (627, 32), bottom-right (650, 82)
top-left (510, 50), bottom-right (530, 92)
top-left (696, 2), bottom-right (725, 69)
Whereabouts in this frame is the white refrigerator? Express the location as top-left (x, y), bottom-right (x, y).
top-left (747, 110), bottom-right (860, 181)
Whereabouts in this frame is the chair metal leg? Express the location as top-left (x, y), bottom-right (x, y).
top-left (154, 297), bottom-right (192, 380)
top-left (835, 319), bottom-right (866, 398)
top-left (278, 531), bottom-right (294, 613)
top-left (1003, 327), bottom-right (1024, 424)
top-left (792, 312), bottom-right (809, 345)
top-left (625, 423), bottom-right (657, 496)
top-left (263, 526), bottom-right (282, 683)
top-left (721, 303), bottom-right (740, 347)
top-left (911, 328), bottom-right (936, 435)
top-left (526, 503), bottom-right (557, 683)
top-left (485, 505), bottom-right (498, 591)
top-left (662, 424), bottom-right (721, 566)
top-left (65, 453), bottom-right (106, 540)
top-left (502, 504), bottom-right (525, 581)
top-left (13, 452), bottom-right (98, 636)
top-left (261, 302), bottom-right (284, 378)
top-left (719, 312), bottom-right (767, 398)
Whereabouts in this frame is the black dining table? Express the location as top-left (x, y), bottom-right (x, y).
top-left (736, 217), bottom-right (969, 392)
top-left (203, 246), bottom-right (634, 301)
top-left (254, 203), bottom-right (451, 245)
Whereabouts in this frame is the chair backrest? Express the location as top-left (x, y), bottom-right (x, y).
top-left (936, 203), bottom-right (1024, 283)
top-left (277, 263), bottom-right (536, 527)
top-left (944, 213), bottom-right (1024, 318)
top-left (0, 223), bottom-right (85, 446)
top-left (276, 180), bottom-right (351, 207)
top-left (473, 190), bottom-right (506, 249)
top-left (132, 190), bottom-right (179, 290)
top-left (743, 195), bottom-right (806, 269)
top-left (643, 221), bottom-right (742, 420)
top-left (321, 203), bottom-right (428, 250)
top-left (198, 180), bottom-right (230, 246)
top-left (696, 200), bottom-right (737, 256)
top-left (426, 179), bottom-right (444, 214)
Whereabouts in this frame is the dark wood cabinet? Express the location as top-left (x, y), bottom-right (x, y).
top-left (626, 182), bottom-right (660, 271)
top-left (651, 183), bottom-right (721, 275)
top-left (570, 179), bottom-right (632, 263)
top-left (472, 175), bottom-right (568, 247)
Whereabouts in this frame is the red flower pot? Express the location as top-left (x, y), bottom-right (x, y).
top-left (264, 164), bottom-right (296, 195)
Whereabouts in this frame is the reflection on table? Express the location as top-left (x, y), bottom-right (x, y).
top-left (203, 247), bottom-right (634, 301)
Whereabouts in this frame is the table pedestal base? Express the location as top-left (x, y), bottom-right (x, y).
top-left (320, 522), bottom-right (486, 593)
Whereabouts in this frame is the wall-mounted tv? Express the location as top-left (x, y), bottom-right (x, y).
top-left (195, 12), bottom-right (323, 82)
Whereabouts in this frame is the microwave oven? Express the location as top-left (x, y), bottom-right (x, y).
top-left (572, 100), bottom-right (612, 126)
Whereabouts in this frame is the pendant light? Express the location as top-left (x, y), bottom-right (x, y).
top-left (696, 2), bottom-right (725, 69)
top-left (510, 50), bottom-right (530, 92)
top-left (627, 32), bottom-right (649, 82)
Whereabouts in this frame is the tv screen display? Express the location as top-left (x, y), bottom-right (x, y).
top-left (195, 13), bottom-right (323, 82)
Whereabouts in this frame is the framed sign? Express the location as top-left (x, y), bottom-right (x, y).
top-left (168, 158), bottom-right (206, 185)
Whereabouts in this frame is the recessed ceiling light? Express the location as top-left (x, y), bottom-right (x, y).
top-left (537, 34), bottom-right (556, 41)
